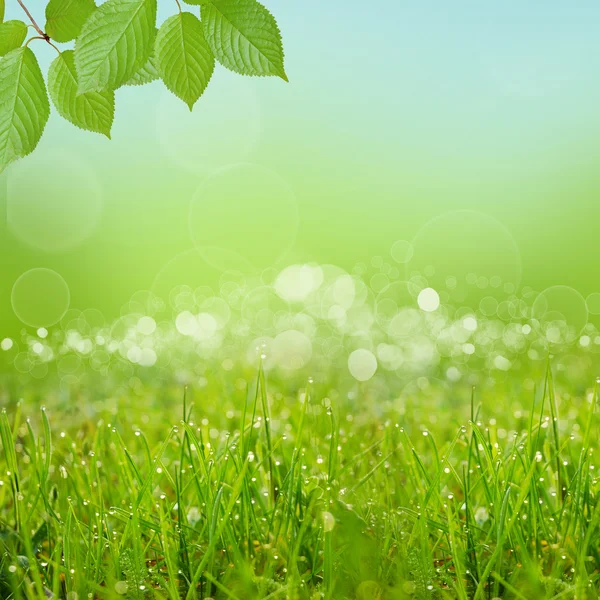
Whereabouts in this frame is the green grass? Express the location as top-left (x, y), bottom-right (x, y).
top-left (0, 363), bottom-right (599, 599)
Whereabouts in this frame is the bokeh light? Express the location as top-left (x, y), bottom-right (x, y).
top-left (348, 349), bottom-right (378, 381)
top-left (3, 250), bottom-right (600, 386)
top-left (7, 152), bottom-right (102, 252)
top-left (407, 210), bottom-right (522, 304)
top-left (532, 285), bottom-right (588, 344)
top-left (11, 269), bottom-right (70, 328)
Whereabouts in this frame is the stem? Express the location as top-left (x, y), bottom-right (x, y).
top-left (17, 0), bottom-right (49, 40)
top-left (24, 35), bottom-right (45, 47)
top-left (25, 35), bottom-right (61, 54)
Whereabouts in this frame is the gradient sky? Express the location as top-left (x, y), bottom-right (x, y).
top-left (2, 0), bottom-right (600, 333)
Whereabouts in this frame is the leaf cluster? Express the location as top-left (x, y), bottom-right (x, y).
top-left (0, 0), bottom-right (287, 173)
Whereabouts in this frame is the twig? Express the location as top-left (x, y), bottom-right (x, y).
top-left (16, 0), bottom-right (50, 41)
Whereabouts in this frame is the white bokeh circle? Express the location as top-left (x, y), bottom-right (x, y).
top-left (7, 151), bottom-right (102, 252)
top-left (12, 268), bottom-right (70, 327)
top-left (532, 285), bottom-right (588, 344)
top-left (348, 349), bottom-right (378, 381)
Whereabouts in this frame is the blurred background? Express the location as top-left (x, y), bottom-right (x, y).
top-left (2, 0), bottom-right (600, 335)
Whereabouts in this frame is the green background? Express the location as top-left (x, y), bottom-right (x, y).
top-left (2, 0), bottom-right (600, 334)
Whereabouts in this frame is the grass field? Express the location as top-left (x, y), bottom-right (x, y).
top-left (1, 266), bottom-right (600, 598)
top-left (0, 360), bottom-right (599, 599)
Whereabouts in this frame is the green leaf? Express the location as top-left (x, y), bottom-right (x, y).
top-left (155, 12), bottom-right (215, 110)
top-left (75, 0), bottom-right (157, 94)
top-left (48, 50), bottom-right (114, 137)
top-left (45, 0), bottom-right (96, 43)
top-left (124, 53), bottom-right (159, 86)
top-left (202, 0), bottom-right (287, 80)
top-left (123, 29), bottom-right (159, 86)
top-left (0, 47), bottom-right (50, 173)
top-left (0, 0), bottom-right (5, 23)
top-left (0, 21), bottom-right (27, 57)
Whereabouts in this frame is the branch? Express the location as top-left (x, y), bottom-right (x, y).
top-left (17, 0), bottom-right (50, 41)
